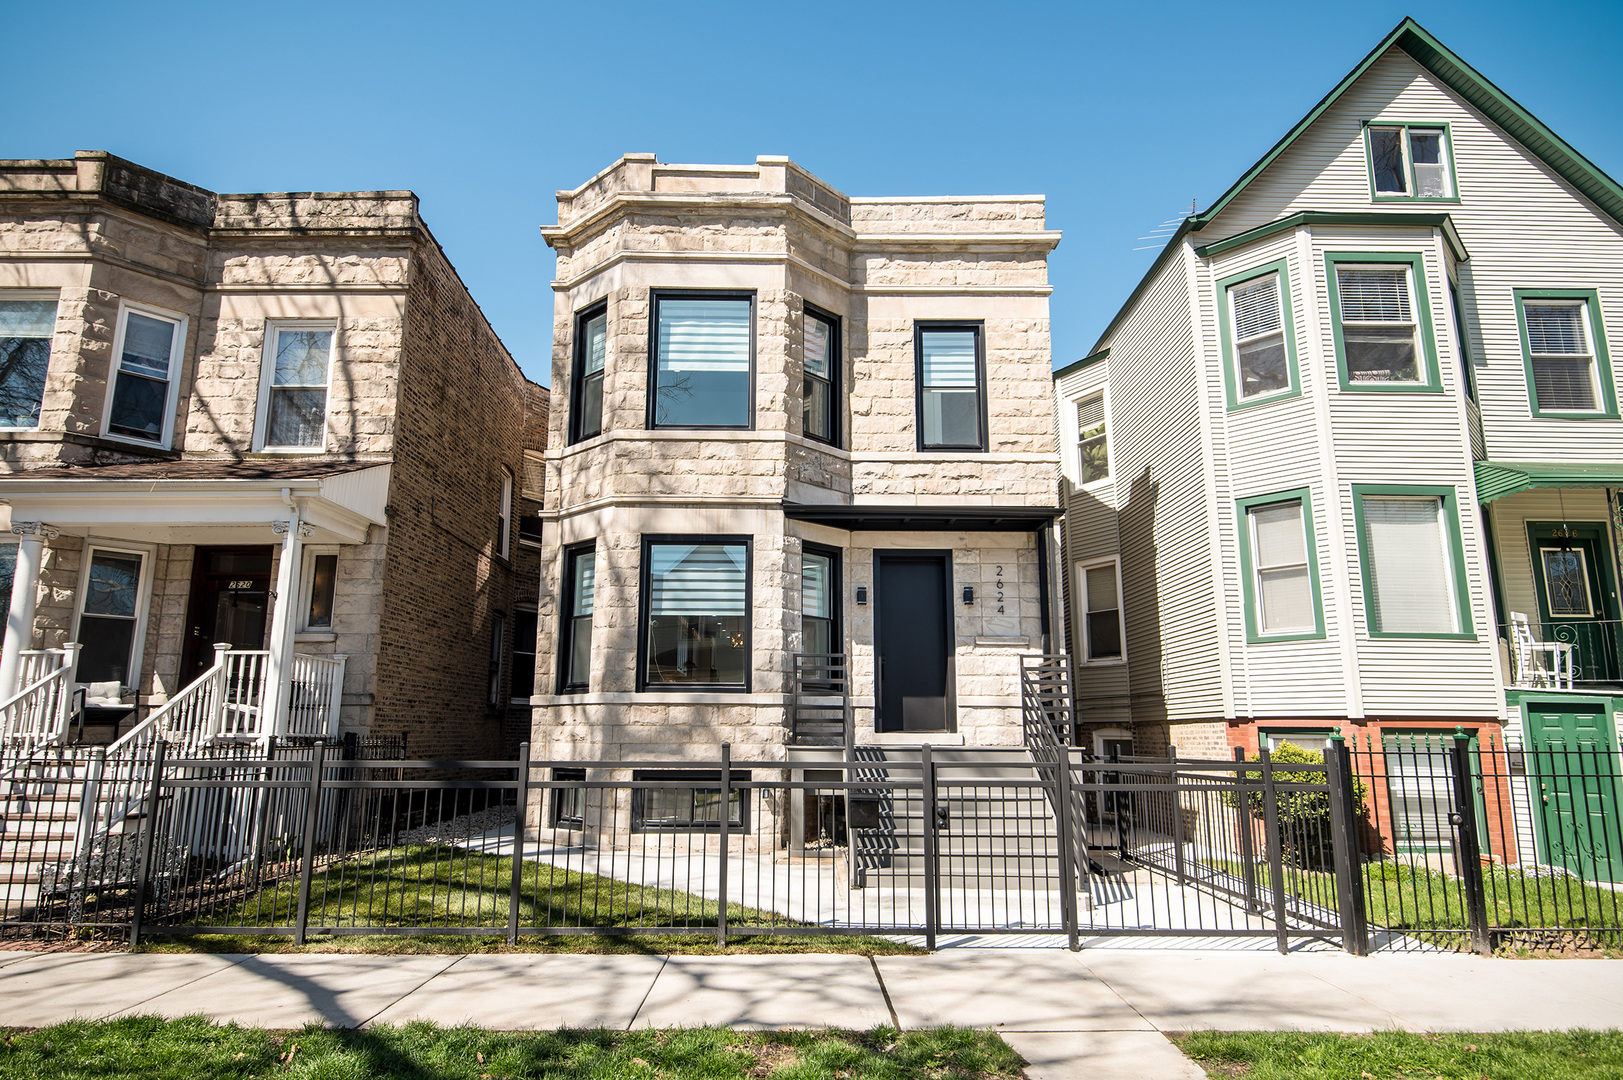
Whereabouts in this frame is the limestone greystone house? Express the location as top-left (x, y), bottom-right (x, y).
top-left (0, 152), bottom-right (546, 759)
top-left (528, 155), bottom-right (1063, 837)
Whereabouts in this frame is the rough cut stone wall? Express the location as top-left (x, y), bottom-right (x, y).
top-left (371, 241), bottom-right (537, 759)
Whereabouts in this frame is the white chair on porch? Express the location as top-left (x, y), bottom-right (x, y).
top-left (1510, 611), bottom-right (1575, 690)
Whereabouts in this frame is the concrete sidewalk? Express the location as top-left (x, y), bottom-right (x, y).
top-left (0, 945), bottom-right (1619, 1079)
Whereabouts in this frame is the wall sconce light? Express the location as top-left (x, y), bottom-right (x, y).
top-left (855, 586), bottom-right (868, 606)
top-left (962, 586), bottom-right (975, 606)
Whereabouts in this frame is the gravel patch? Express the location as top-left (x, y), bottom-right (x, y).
top-left (399, 806), bottom-right (516, 845)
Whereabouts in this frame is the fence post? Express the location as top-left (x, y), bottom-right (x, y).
top-left (1055, 744), bottom-right (1080, 951)
top-left (508, 742), bottom-right (530, 945)
top-left (1258, 747), bottom-right (1290, 955)
top-left (1325, 731), bottom-right (1369, 956)
top-left (1450, 727), bottom-right (1493, 956)
top-left (1167, 746), bottom-right (1187, 886)
top-left (921, 743), bottom-right (939, 951)
top-left (1232, 747), bottom-right (1261, 914)
top-left (293, 740), bottom-right (327, 947)
top-left (128, 740), bottom-right (168, 948)
top-left (716, 741), bottom-right (731, 949)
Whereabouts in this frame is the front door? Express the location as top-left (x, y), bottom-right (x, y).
top-left (875, 553), bottom-right (952, 733)
top-left (1528, 522), bottom-right (1622, 683)
top-left (1524, 698), bottom-right (1623, 882)
top-left (181, 547), bottom-right (274, 685)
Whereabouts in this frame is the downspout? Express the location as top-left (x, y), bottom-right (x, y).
top-left (1035, 524), bottom-right (1052, 654)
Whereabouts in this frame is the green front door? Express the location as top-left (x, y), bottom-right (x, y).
top-left (1528, 522), bottom-right (1622, 684)
top-left (1523, 698), bottom-right (1623, 882)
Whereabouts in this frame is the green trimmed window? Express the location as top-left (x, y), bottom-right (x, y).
top-left (1217, 260), bottom-right (1299, 409)
top-left (1237, 489), bottom-right (1324, 642)
top-left (1366, 123), bottom-right (1457, 201)
top-left (1514, 289), bottom-right (1617, 418)
top-left (1352, 485), bottom-right (1473, 639)
top-left (1326, 253), bottom-right (1440, 392)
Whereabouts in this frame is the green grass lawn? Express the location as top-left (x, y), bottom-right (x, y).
top-left (0, 1017), bottom-right (1024, 1080)
top-left (1208, 856), bottom-right (1622, 952)
top-left (143, 844), bottom-right (921, 956)
top-left (1174, 1029), bottom-right (1623, 1080)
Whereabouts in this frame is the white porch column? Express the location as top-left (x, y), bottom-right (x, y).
top-left (264, 511), bottom-right (309, 737)
top-left (0, 521), bottom-right (58, 701)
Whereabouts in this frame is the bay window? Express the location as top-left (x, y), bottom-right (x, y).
top-left (1327, 253), bottom-right (1439, 391)
top-left (106, 305), bottom-right (184, 445)
top-left (650, 292), bottom-right (753, 428)
top-left (1219, 261), bottom-right (1298, 407)
top-left (640, 537), bottom-right (750, 690)
top-left (571, 304), bottom-right (607, 442)
top-left (1353, 485), bottom-right (1471, 638)
top-left (0, 296), bottom-right (56, 429)
top-left (559, 543), bottom-right (596, 693)
top-left (1238, 490), bottom-right (1323, 641)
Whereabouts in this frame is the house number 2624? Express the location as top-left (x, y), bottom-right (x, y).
top-left (995, 565), bottom-right (1005, 614)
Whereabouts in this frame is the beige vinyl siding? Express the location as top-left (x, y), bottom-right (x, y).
top-left (1202, 233), bottom-right (1350, 716)
top-left (1204, 48), bottom-right (1623, 465)
top-left (1056, 361), bottom-right (1130, 706)
top-left (1099, 253), bottom-right (1220, 723)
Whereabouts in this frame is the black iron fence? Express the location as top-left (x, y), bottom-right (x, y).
top-left (3, 727), bottom-right (1617, 954)
top-left (1345, 728), bottom-right (1623, 954)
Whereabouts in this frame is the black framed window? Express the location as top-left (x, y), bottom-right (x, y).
top-left (551, 768), bottom-right (585, 828)
top-left (570, 303), bottom-right (607, 442)
top-left (511, 607), bottom-right (537, 700)
top-left (558, 542), bottom-right (596, 693)
top-left (631, 770), bottom-right (749, 831)
top-left (803, 305), bottom-right (839, 445)
top-left (801, 544), bottom-right (840, 657)
top-left (639, 536), bottom-right (750, 690)
top-left (649, 291), bottom-right (754, 429)
top-left (487, 614), bottom-right (505, 706)
top-left (915, 323), bottom-right (986, 450)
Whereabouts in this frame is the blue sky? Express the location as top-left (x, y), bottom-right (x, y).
top-left (7, 1), bottom-right (1620, 385)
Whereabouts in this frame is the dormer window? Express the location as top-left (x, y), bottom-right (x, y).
top-left (1367, 124), bottom-right (1455, 200)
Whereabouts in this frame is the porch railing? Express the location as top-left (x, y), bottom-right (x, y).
top-left (0, 647), bottom-right (79, 758)
top-left (1502, 618), bottom-right (1623, 686)
top-left (789, 653), bottom-right (850, 749)
top-left (286, 654), bottom-right (346, 739)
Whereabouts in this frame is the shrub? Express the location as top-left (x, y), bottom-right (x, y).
top-left (1229, 741), bottom-right (1368, 872)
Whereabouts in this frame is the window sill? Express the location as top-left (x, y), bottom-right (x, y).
top-left (295, 632), bottom-right (337, 643)
top-left (1529, 410), bottom-right (1620, 421)
top-left (1080, 657), bottom-right (1127, 667)
top-left (1370, 195), bottom-right (1461, 206)
top-left (1336, 383), bottom-right (1444, 394)
top-left (1228, 388), bottom-right (1302, 412)
top-left (254, 446), bottom-right (331, 455)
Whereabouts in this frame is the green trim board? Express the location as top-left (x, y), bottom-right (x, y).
top-left (1513, 288), bottom-right (1618, 420)
top-left (1324, 251), bottom-right (1442, 393)
top-left (1192, 212), bottom-right (1469, 262)
top-left (1362, 121), bottom-right (1463, 205)
top-left (1351, 482), bottom-right (1476, 640)
top-left (1053, 347), bottom-right (1109, 381)
top-left (1235, 486), bottom-right (1326, 643)
top-left (1473, 460), bottom-right (1623, 504)
top-left (1216, 259), bottom-right (1301, 411)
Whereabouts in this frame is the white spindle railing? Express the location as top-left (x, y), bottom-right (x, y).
top-left (220, 650), bottom-right (271, 737)
top-left (286, 653), bottom-right (346, 739)
top-left (0, 647), bottom-right (78, 757)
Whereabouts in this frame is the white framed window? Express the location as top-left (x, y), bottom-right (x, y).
top-left (1076, 557), bottom-right (1125, 665)
top-left (256, 321), bottom-right (334, 451)
top-left (1227, 272), bottom-right (1290, 401)
top-left (1077, 393), bottom-right (1110, 485)
top-left (297, 547), bottom-right (340, 633)
top-left (1247, 499), bottom-right (1316, 636)
top-left (0, 293), bottom-right (58, 430)
top-left (104, 302), bottom-right (185, 447)
top-left (520, 449), bottom-right (546, 501)
top-left (1335, 264), bottom-right (1423, 384)
top-left (1520, 296), bottom-right (1604, 414)
top-left (72, 543), bottom-right (154, 689)
top-left (497, 468), bottom-right (513, 560)
top-left (0, 540), bottom-right (17, 614)
top-left (1368, 124), bottom-right (1454, 199)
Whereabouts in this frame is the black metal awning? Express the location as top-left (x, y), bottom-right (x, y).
top-left (782, 502), bottom-right (1060, 532)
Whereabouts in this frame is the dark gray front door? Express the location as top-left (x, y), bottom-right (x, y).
top-left (875, 553), bottom-right (952, 733)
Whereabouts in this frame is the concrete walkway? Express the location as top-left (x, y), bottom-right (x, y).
top-left (0, 945), bottom-right (1619, 1079)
